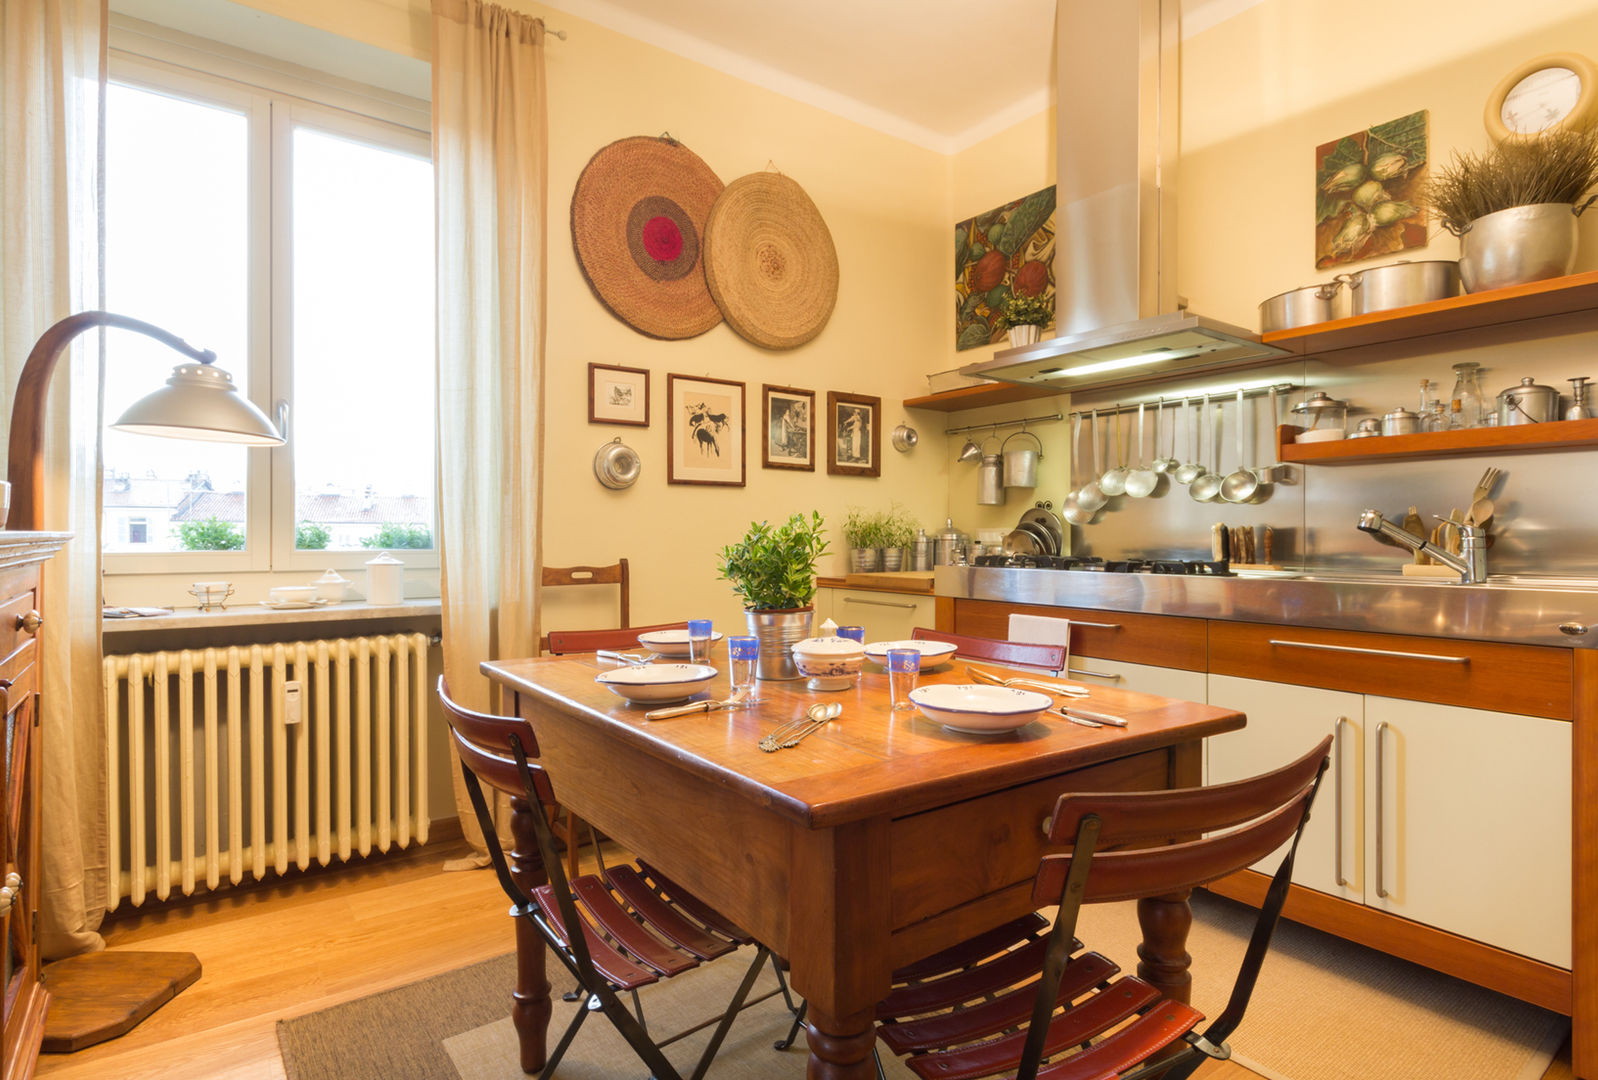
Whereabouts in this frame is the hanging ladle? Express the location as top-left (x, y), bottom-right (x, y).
top-left (1173, 397), bottom-right (1203, 485)
top-left (1221, 388), bottom-right (1261, 504)
top-left (1189, 394), bottom-right (1225, 502)
top-left (1076, 409), bottom-right (1107, 512)
top-left (1099, 406), bottom-right (1129, 497)
top-left (1124, 402), bottom-right (1159, 498)
top-left (1062, 413), bottom-right (1095, 525)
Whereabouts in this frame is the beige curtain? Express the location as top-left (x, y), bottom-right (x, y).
top-left (431, 0), bottom-right (547, 861)
top-left (0, 0), bottom-right (110, 957)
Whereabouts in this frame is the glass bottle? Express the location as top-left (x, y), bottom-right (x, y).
top-left (1418, 379), bottom-right (1436, 415)
top-left (1422, 399), bottom-right (1449, 432)
top-left (1449, 361), bottom-right (1485, 428)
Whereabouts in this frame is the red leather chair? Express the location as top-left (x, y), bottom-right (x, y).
top-left (910, 627), bottom-right (1066, 673)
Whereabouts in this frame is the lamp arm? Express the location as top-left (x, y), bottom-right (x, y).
top-left (7, 311), bottom-right (216, 532)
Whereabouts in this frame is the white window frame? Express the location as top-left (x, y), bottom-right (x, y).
top-left (102, 29), bottom-right (436, 576)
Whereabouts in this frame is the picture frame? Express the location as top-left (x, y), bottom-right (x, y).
top-left (588, 362), bottom-right (650, 427)
top-left (826, 391), bottom-right (881, 478)
top-left (761, 384), bottom-right (815, 471)
top-left (667, 373), bottom-right (746, 487)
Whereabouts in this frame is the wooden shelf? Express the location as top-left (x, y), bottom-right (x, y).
top-left (1262, 269), bottom-right (1598, 355)
top-left (1276, 419), bottom-right (1598, 464)
top-left (903, 381), bottom-right (1060, 412)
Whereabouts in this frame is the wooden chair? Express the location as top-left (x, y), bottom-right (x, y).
top-left (439, 677), bottom-right (786, 1080)
top-left (539, 559), bottom-right (630, 650)
top-left (910, 627), bottom-right (1066, 673)
top-left (546, 619), bottom-right (686, 656)
top-left (873, 736), bottom-right (1332, 1080)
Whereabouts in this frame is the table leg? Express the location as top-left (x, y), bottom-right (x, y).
top-left (509, 793), bottom-right (552, 1073)
top-left (803, 1006), bottom-right (878, 1079)
top-left (1135, 889), bottom-right (1194, 1005)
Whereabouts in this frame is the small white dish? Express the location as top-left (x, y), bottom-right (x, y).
top-left (864, 639), bottom-right (958, 671)
top-left (595, 662), bottom-right (717, 704)
top-left (269, 585), bottom-right (318, 604)
top-left (260, 598), bottom-right (333, 610)
top-left (636, 628), bottom-right (725, 658)
top-left (908, 684), bottom-right (1052, 734)
top-left (792, 635), bottom-right (867, 691)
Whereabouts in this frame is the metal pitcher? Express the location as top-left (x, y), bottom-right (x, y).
top-left (1000, 430), bottom-right (1043, 488)
top-left (977, 453), bottom-right (1005, 505)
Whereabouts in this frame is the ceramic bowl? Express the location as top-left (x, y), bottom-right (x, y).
top-left (594, 663), bottom-right (717, 705)
top-left (637, 628), bottom-right (725, 658)
top-left (792, 636), bottom-right (866, 691)
top-left (908, 683), bottom-right (1052, 734)
top-left (863, 639), bottom-right (958, 671)
top-left (269, 586), bottom-right (318, 604)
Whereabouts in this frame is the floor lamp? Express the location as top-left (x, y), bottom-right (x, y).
top-left (6, 311), bottom-right (282, 1053)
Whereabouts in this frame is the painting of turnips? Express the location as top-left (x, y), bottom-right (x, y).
top-left (1315, 109), bottom-right (1428, 268)
top-left (955, 185), bottom-right (1056, 351)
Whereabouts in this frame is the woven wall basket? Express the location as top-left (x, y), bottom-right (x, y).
top-left (571, 136), bottom-right (725, 339)
top-left (703, 172), bottom-right (839, 350)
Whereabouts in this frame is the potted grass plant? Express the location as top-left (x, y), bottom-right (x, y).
top-left (717, 511), bottom-right (829, 680)
top-left (879, 503), bottom-right (919, 571)
top-left (841, 506), bottom-right (881, 572)
top-left (1425, 128), bottom-right (1598, 292)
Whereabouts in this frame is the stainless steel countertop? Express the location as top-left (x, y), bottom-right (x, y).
top-left (936, 566), bottom-right (1598, 650)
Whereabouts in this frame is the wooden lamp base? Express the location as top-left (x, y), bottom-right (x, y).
top-left (40, 951), bottom-right (202, 1052)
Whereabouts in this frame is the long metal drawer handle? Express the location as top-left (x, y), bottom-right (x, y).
top-left (1069, 621), bottom-right (1121, 630)
top-left (1375, 720), bottom-right (1390, 899)
top-left (1067, 668), bottom-right (1123, 682)
top-left (1333, 716), bottom-right (1347, 887)
top-left (841, 597), bottom-right (916, 610)
top-left (1266, 639), bottom-right (1468, 664)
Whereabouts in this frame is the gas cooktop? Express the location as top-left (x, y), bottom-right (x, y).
top-left (972, 554), bottom-right (1234, 576)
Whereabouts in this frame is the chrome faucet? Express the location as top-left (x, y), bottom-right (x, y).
top-left (1356, 509), bottom-right (1487, 584)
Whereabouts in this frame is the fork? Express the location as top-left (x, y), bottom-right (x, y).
top-left (1470, 466), bottom-right (1500, 506)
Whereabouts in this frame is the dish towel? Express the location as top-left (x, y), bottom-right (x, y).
top-left (1007, 614), bottom-right (1071, 674)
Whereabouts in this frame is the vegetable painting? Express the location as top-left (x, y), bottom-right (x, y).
top-left (954, 185), bottom-right (1056, 350)
top-left (1314, 110), bottom-right (1429, 269)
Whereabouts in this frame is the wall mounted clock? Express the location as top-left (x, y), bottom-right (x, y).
top-left (1485, 53), bottom-right (1598, 141)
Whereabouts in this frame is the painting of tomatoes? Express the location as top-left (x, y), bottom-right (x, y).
top-left (955, 185), bottom-right (1056, 350)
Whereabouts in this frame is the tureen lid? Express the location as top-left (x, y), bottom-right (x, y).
top-left (315, 569), bottom-right (351, 584)
top-left (792, 635), bottom-right (866, 657)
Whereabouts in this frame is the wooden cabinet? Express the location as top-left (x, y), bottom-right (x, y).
top-left (815, 587), bottom-right (934, 641)
top-left (0, 533), bottom-right (67, 1080)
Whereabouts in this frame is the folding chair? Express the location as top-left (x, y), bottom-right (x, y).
top-left (539, 558), bottom-right (630, 651)
top-left (874, 736), bottom-right (1332, 1080)
top-left (911, 627), bottom-right (1066, 674)
top-left (440, 677), bottom-right (792, 1080)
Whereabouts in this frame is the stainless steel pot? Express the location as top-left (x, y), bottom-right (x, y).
top-left (1340, 259), bottom-right (1460, 315)
top-left (1259, 281), bottom-right (1342, 333)
top-left (1459, 203), bottom-right (1582, 293)
top-left (1497, 376), bottom-right (1562, 425)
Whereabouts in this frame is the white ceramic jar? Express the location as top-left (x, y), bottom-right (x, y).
top-left (313, 569), bottom-right (352, 603)
top-left (365, 551), bottom-right (404, 606)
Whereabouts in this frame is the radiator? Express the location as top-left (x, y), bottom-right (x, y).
top-left (104, 633), bottom-right (431, 910)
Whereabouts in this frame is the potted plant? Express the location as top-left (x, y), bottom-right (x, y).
top-left (717, 511), bottom-right (829, 680)
top-left (841, 506), bottom-right (881, 572)
top-left (1425, 128), bottom-right (1598, 293)
top-left (999, 293), bottom-right (1053, 347)
top-left (880, 502), bottom-right (919, 571)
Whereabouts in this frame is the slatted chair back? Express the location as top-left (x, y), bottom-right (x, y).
top-left (546, 620), bottom-right (687, 655)
top-left (539, 559), bottom-right (630, 650)
top-left (910, 627), bottom-right (1066, 673)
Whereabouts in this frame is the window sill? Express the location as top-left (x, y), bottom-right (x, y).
top-left (102, 598), bottom-right (442, 638)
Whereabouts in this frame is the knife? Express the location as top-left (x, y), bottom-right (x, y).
top-left (1059, 709), bottom-right (1105, 728)
top-left (644, 693), bottom-right (747, 720)
top-left (1061, 705), bottom-right (1129, 728)
top-left (966, 665), bottom-right (1090, 697)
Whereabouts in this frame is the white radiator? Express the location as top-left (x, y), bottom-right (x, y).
top-left (103, 633), bottom-right (431, 910)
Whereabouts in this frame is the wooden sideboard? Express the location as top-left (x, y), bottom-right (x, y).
top-left (1, 532), bottom-right (70, 1080)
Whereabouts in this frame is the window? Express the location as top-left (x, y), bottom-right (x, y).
top-left (101, 46), bottom-right (435, 573)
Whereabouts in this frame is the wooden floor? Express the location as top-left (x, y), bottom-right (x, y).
top-left (32, 834), bottom-right (1575, 1080)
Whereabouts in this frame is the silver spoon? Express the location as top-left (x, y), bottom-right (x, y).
top-left (1099, 406), bottom-right (1129, 496)
top-left (1076, 409), bottom-right (1107, 512)
top-left (780, 701), bottom-right (842, 750)
top-left (1173, 396), bottom-right (1203, 485)
top-left (1189, 395), bottom-right (1225, 502)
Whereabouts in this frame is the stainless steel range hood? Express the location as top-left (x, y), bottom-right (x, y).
top-left (959, 0), bottom-right (1287, 391)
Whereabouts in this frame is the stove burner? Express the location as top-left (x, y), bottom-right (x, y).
top-left (972, 554), bottom-right (1232, 576)
top-left (973, 554), bottom-right (1106, 570)
top-left (1100, 559), bottom-right (1234, 576)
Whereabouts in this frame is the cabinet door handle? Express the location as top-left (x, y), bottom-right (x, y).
top-left (1375, 720), bottom-right (1390, 899)
top-left (1333, 716), bottom-right (1348, 887)
top-left (1067, 667), bottom-right (1123, 682)
top-left (1069, 621), bottom-right (1121, 630)
top-left (16, 610), bottom-right (42, 635)
top-left (841, 597), bottom-right (916, 610)
top-left (1266, 639), bottom-right (1468, 663)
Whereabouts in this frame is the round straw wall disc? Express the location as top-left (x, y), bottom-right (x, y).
top-left (571, 136), bottom-right (725, 339)
top-left (703, 172), bottom-right (839, 350)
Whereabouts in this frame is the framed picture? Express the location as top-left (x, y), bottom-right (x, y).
top-left (667, 373), bottom-right (746, 487)
top-left (761, 385), bottom-right (814, 471)
top-left (588, 363), bottom-right (649, 426)
top-left (826, 391), bottom-right (881, 478)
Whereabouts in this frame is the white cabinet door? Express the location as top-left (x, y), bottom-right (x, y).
top-left (832, 590), bottom-right (933, 641)
top-left (1206, 675), bottom-right (1364, 902)
top-left (1363, 696), bottom-right (1571, 968)
top-left (811, 588), bottom-right (835, 627)
top-left (1068, 656), bottom-right (1207, 703)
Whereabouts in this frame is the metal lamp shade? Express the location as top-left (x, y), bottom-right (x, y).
top-left (112, 361), bottom-right (284, 445)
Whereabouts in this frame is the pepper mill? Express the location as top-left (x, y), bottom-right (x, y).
top-left (1567, 377), bottom-right (1593, 421)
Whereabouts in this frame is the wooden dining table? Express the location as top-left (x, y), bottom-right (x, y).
top-left (482, 653), bottom-right (1245, 1078)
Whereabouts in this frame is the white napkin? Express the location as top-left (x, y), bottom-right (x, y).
top-left (1007, 614), bottom-right (1071, 674)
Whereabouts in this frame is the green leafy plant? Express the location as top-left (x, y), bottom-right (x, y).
top-left (841, 506), bottom-right (881, 549)
top-left (1426, 128), bottom-right (1598, 235)
top-left (881, 502), bottom-right (920, 550)
top-left (999, 292), bottom-right (1052, 330)
top-left (717, 511), bottom-right (830, 611)
top-left (177, 516), bottom-right (245, 551)
top-left (361, 522), bottom-right (433, 549)
top-left (295, 522), bottom-right (332, 550)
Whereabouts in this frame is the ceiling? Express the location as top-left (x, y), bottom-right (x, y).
top-left (537, 0), bottom-right (1267, 153)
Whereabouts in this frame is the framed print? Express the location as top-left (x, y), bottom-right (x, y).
top-left (826, 391), bottom-right (881, 478)
top-left (588, 363), bottom-right (650, 426)
top-left (667, 373), bottom-right (746, 487)
top-left (762, 384), bottom-right (814, 471)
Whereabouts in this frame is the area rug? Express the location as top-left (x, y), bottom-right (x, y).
top-left (278, 892), bottom-right (1568, 1080)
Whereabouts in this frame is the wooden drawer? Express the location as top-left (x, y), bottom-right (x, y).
top-left (953, 599), bottom-right (1207, 671)
top-left (1208, 621), bottom-right (1572, 719)
top-left (0, 586), bottom-right (40, 670)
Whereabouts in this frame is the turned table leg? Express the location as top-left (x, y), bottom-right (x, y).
top-left (1135, 889), bottom-right (1194, 1005)
top-left (509, 793), bottom-right (552, 1073)
top-left (804, 1005), bottom-right (879, 1079)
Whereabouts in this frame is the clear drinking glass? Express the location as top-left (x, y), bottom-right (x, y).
top-left (728, 636), bottom-right (759, 705)
top-left (887, 648), bottom-right (920, 712)
top-left (687, 619), bottom-right (713, 664)
top-left (837, 625), bottom-right (865, 643)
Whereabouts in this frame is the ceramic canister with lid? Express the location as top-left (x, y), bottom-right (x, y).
top-left (365, 551), bottom-right (405, 605)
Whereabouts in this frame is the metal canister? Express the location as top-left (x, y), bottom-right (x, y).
top-left (933, 518), bottom-right (969, 565)
top-left (1381, 406), bottom-right (1422, 436)
top-left (910, 529), bottom-right (933, 571)
top-left (977, 453), bottom-right (1005, 505)
top-left (1497, 377), bottom-right (1561, 425)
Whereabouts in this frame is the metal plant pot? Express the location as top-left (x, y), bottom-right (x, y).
top-left (881, 547), bottom-right (904, 571)
top-left (1458, 203), bottom-right (1581, 293)
top-left (848, 547), bottom-right (881, 572)
top-left (745, 607), bottom-right (813, 681)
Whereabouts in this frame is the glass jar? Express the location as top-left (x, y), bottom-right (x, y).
top-left (1449, 361), bottom-right (1485, 428)
top-left (1289, 391), bottom-right (1348, 442)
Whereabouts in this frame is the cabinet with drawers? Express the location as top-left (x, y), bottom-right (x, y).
top-left (814, 587), bottom-right (935, 642)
